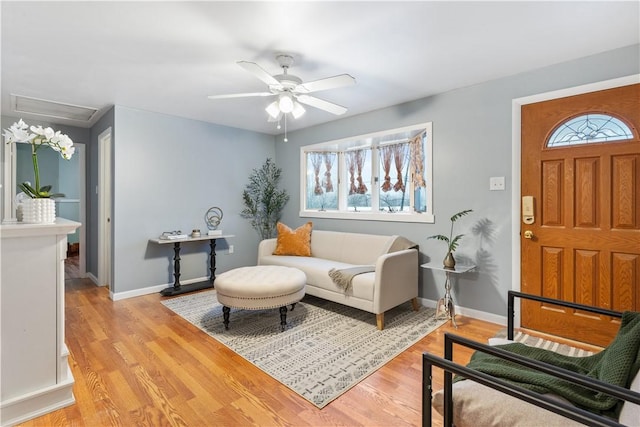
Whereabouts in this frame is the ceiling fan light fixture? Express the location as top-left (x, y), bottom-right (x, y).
top-left (265, 101), bottom-right (280, 119)
top-left (278, 93), bottom-right (294, 113)
top-left (291, 101), bottom-right (306, 119)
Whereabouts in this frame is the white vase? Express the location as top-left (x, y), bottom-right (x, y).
top-left (21, 198), bottom-right (56, 224)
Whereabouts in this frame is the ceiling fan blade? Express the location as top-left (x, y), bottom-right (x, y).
top-left (208, 92), bottom-right (274, 100)
top-left (237, 61), bottom-right (281, 87)
top-left (296, 74), bottom-right (356, 94)
top-left (297, 95), bottom-right (348, 115)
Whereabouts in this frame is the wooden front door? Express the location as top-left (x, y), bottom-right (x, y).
top-left (521, 83), bottom-right (640, 346)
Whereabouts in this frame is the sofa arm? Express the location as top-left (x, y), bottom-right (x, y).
top-left (373, 248), bottom-right (418, 313)
top-left (257, 238), bottom-right (277, 264)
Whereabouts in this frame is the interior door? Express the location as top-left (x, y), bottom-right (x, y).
top-left (98, 128), bottom-right (112, 289)
top-left (521, 83), bottom-right (640, 346)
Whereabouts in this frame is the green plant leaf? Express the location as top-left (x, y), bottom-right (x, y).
top-left (449, 234), bottom-right (465, 252)
top-left (450, 209), bottom-right (473, 223)
top-left (429, 209), bottom-right (473, 253)
top-left (19, 182), bottom-right (38, 198)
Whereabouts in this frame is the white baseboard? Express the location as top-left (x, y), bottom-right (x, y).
top-left (86, 272), bottom-right (99, 285)
top-left (110, 276), bottom-right (210, 301)
top-left (0, 374), bottom-right (75, 427)
top-left (418, 297), bottom-right (506, 326)
top-left (108, 285), bottom-right (506, 325)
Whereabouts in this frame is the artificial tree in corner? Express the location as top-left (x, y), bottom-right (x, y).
top-left (241, 158), bottom-right (290, 240)
top-left (428, 209), bottom-right (473, 269)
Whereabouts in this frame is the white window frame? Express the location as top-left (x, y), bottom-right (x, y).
top-left (299, 122), bottom-right (434, 223)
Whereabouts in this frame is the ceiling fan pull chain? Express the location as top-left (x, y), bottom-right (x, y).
top-left (284, 114), bottom-right (288, 142)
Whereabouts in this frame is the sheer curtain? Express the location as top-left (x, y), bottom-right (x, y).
top-left (346, 149), bottom-right (368, 195)
top-left (310, 153), bottom-right (324, 195)
top-left (392, 143), bottom-right (409, 192)
top-left (380, 145), bottom-right (394, 192)
top-left (346, 151), bottom-right (357, 195)
top-left (323, 153), bottom-right (335, 192)
top-left (410, 132), bottom-right (426, 188)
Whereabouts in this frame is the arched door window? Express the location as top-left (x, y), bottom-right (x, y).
top-left (547, 113), bottom-right (634, 147)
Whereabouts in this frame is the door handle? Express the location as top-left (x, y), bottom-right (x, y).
top-left (524, 230), bottom-right (534, 239)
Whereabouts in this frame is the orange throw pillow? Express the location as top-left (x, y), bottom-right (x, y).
top-left (273, 222), bottom-right (313, 256)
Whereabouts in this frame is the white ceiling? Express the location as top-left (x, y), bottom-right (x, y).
top-left (2, 1), bottom-right (639, 134)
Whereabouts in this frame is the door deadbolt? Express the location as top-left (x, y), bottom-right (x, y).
top-left (524, 230), bottom-right (534, 239)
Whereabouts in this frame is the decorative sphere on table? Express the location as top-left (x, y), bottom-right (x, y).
top-left (205, 207), bottom-right (223, 230)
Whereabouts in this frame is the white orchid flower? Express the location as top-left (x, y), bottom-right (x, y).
top-left (43, 127), bottom-right (55, 140)
top-left (58, 133), bottom-right (73, 148)
top-left (4, 119), bottom-right (75, 198)
top-left (6, 120), bottom-right (34, 142)
top-left (61, 146), bottom-right (75, 160)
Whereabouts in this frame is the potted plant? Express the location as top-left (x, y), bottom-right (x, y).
top-left (241, 158), bottom-right (290, 240)
top-left (428, 209), bottom-right (473, 269)
top-left (3, 119), bottom-right (75, 223)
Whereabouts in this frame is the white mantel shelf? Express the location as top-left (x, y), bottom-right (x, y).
top-left (1, 217), bottom-right (80, 426)
top-left (1, 217), bottom-right (80, 238)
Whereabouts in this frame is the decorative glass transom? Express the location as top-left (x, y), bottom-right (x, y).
top-left (547, 114), bottom-right (633, 147)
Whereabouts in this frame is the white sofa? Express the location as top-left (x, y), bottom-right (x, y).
top-left (257, 230), bottom-right (419, 330)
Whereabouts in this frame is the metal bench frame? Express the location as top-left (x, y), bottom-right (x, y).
top-left (422, 290), bottom-right (640, 427)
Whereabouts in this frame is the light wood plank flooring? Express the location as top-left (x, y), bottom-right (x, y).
top-left (18, 279), bottom-right (503, 426)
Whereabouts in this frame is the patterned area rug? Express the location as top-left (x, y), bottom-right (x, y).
top-left (162, 291), bottom-right (446, 408)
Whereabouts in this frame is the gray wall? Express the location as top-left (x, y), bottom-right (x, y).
top-left (275, 44), bottom-right (640, 316)
top-left (110, 106), bottom-right (275, 294)
top-left (3, 44), bottom-right (637, 316)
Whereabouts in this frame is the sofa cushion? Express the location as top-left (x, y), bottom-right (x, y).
top-left (618, 367), bottom-right (640, 426)
top-left (273, 221), bottom-right (313, 256)
top-left (259, 255), bottom-right (375, 301)
top-left (432, 380), bottom-right (583, 427)
top-left (309, 230), bottom-right (395, 264)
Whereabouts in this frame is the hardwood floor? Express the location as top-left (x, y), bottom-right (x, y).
top-left (18, 280), bottom-right (503, 427)
top-left (65, 254), bottom-right (81, 280)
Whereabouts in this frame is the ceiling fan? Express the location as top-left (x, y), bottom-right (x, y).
top-left (208, 54), bottom-right (356, 123)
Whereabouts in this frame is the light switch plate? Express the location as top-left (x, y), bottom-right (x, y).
top-left (490, 176), bottom-right (505, 191)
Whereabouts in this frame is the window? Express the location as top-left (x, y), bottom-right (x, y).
top-left (300, 123), bottom-right (433, 223)
top-left (547, 114), bottom-right (634, 147)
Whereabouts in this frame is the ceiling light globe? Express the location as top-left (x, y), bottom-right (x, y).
top-left (265, 101), bottom-right (280, 119)
top-left (292, 102), bottom-right (306, 119)
top-left (278, 93), bottom-right (294, 113)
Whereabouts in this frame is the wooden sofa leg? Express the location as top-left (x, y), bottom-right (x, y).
top-left (411, 297), bottom-right (420, 311)
top-left (376, 313), bottom-right (384, 330)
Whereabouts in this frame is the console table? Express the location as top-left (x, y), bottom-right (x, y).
top-left (421, 262), bottom-right (475, 328)
top-left (150, 234), bottom-right (234, 296)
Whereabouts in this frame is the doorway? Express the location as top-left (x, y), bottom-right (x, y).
top-left (513, 77), bottom-right (640, 346)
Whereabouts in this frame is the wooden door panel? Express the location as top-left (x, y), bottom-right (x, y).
top-left (541, 161), bottom-right (563, 226)
top-left (521, 83), bottom-right (640, 346)
top-left (612, 154), bottom-right (639, 228)
top-left (575, 249), bottom-right (599, 304)
top-left (575, 157), bottom-right (599, 227)
top-left (612, 253), bottom-right (638, 310)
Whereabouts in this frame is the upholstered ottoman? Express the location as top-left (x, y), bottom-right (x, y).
top-left (215, 265), bottom-right (306, 331)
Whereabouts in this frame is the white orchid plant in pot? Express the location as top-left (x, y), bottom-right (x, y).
top-left (3, 119), bottom-right (75, 198)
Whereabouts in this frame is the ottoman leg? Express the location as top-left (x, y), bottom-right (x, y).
top-left (279, 306), bottom-right (288, 332)
top-left (223, 306), bottom-right (230, 330)
top-left (290, 302), bottom-right (296, 311)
